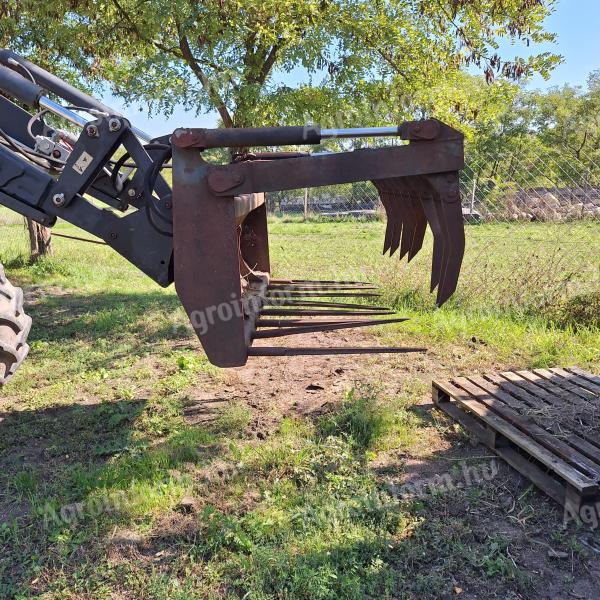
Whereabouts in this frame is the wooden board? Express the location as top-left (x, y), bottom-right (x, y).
top-left (433, 367), bottom-right (600, 521)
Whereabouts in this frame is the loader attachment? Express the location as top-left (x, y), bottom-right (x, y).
top-left (0, 50), bottom-right (464, 375)
top-left (171, 119), bottom-right (465, 367)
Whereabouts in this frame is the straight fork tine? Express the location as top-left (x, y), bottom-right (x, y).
top-left (263, 299), bottom-right (391, 310)
top-left (257, 318), bottom-right (383, 327)
top-left (269, 279), bottom-right (372, 285)
top-left (253, 317), bottom-right (408, 338)
top-left (266, 292), bottom-right (382, 298)
top-left (268, 284), bottom-right (378, 292)
top-left (248, 346), bottom-right (426, 357)
top-left (260, 309), bottom-right (395, 317)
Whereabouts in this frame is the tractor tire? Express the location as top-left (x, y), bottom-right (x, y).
top-left (0, 263), bottom-right (31, 386)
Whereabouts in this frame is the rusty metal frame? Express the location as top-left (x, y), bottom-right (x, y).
top-left (172, 119), bottom-right (465, 367)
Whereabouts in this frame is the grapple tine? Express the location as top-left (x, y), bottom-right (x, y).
top-left (424, 173), bottom-right (465, 305)
top-left (395, 178), bottom-right (417, 261)
top-left (417, 190), bottom-right (446, 293)
top-left (248, 346), bottom-right (426, 357)
top-left (404, 178), bottom-right (428, 262)
top-left (388, 190), bottom-right (404, 257)
top-left (253, 317), bottom-right (409, 338)
top-left (374, 180), bottom-right (402, 256)
top-left (379, 193), bottom-right (395, 255)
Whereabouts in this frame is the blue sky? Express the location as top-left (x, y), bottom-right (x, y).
top-left (103, 0), bottom-right (600, 138)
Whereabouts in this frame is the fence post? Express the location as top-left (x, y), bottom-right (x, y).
top-left (470, 177), bottom-right (477, 216)
top-left (303, 188), bottom-right (309, 221)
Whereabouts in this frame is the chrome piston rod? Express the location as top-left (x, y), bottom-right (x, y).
top-left (320, 126), bottom-right (402, 138)
top-left (39, 96), bottom-right (152, 143)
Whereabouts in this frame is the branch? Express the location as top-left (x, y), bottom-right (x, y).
top-left (435, 1), bottom-right (527, 79)
top-left (576, 130), bottom-right (589, 159)
top-left (376, 49), bottom-right (408, 81)
top-left (112, 1), bottom-right (233, 125)
top-left (178, 33), bottom-right (234, 128)
top-left (111, 0), bottom-right (144, 38)
top-left (256, 38), bottom-right (284, 85)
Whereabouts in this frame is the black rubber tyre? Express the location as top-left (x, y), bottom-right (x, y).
top-left (0, 263), bottom-right (31, 386)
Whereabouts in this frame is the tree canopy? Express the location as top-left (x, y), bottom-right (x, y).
top-left (466, 71), bottom-right (600, 188)
top-left (1, 0), bottom-right (559, 129)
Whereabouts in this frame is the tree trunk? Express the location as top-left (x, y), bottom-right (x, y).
top-left (26, 219), bottom-right (52, 260)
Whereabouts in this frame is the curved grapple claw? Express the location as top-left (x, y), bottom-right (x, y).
top-left (373, 172), bottom-right (465, 306)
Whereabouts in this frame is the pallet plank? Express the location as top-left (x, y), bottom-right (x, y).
top-left (453, 377), bottom-right (600, 480)
top-left (499, 371), bottom-right (565, 405)
top-left (497, 371), bottom-right (598, 433)
top-left (483, 373), bottom-right (542, 408)
top-left (550, 367), bottom-right (600, 396)
top-left (433, 379), bottom-right (599, 494)
top-left (495, 446), bottom-right (566, 506)
top-left (433, 388), bottom-right (497, 447)
top-left (533, 368), bottom-right (599, 402)
top-left (466, 375), bottom-right (531, 412)
top-left (464, 376), bottom-right (600, 473)
top-left (567, 367), bottom-right (600, 390)
top-left (516, 370), bottom-right (598, 412)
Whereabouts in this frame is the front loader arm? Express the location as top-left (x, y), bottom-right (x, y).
top-left (0, 55), bottom-right (174, 287)
top-left (0, 116), bottom-right (174, 286)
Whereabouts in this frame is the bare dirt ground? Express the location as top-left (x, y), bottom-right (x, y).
top-left (182, 328), bottom-right (600, 599)
top-left (2, 315), bottom-right (599, 598)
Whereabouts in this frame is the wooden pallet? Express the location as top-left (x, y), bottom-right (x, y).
top-left (433, 367), bottom-right (600, 522)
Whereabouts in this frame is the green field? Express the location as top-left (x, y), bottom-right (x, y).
top-left (0, 216), bottom-right (599, 598)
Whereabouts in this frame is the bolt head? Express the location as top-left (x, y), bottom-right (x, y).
top-left (86, 125), bottom-right (98, 137)
top-left (110, 232), bottom-right (118, 240)
top-left (108, 118), bottom-right (122, 132)
top-left (52, 193), bottom-right (66, 207)
top-left (127, 188), bottom-right (137, 197)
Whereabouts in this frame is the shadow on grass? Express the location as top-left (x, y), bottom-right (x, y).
top-left (20, 289), bottom-right (198, 376)
top-left (0, 399), bottom-right (147, 473)
top-left (0, 382), bottom-right (582, 599)
top-left (0, 395), bottom-right (222, 596)
top-left (0, 398), bottom-right (146, 590)
top-left (26, 290), bottom-right (183, 344)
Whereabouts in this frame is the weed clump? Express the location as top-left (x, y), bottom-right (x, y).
top-left (317, 387), bottom-right (388, 452)
top-left (550, 291), bottom-right (600, 329)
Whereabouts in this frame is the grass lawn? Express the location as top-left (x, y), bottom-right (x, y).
top-left (0, 214), bottom-right (599, 599)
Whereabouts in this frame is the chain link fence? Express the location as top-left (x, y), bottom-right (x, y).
top-left (1, 141), bottom-right (598, 317)
top-left (268, 143), bottom-right (600, 314)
